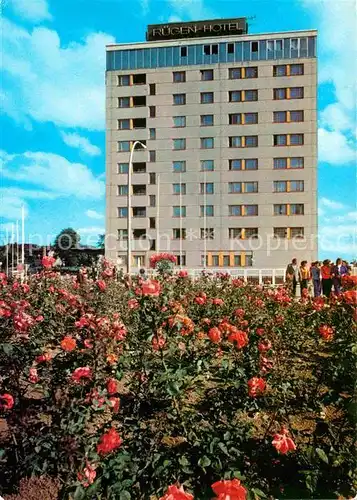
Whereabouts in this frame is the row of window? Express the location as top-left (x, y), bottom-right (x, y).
top-left (117, 157), bottom-right (304, 174)
top-left (118, 181), bottom-right (305, 196)
top-left (107, 37), bottom-right (316, 71)
top-left (117, 110), bottom-right (304, 130)
top-left (117, 202), bottom-right (305, 218)
top-left (117, 87), bottom-right (304, 108)
top-left (170, 203), bottom-right (305, 217)
top-left (117, 134), bottom-right (305, 152)
top-left (116, 253), bottom-right (256, 269)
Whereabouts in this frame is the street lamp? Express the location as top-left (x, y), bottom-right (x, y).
top-left (127, 140), bottom-right (147, 276)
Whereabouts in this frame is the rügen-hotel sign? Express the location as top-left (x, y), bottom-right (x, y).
top-left (146, 18), bottom-right (248, 41)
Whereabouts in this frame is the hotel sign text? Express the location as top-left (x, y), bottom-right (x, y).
top-left (147, 18), bottom-right (247, 41)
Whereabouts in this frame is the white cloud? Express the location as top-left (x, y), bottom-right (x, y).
top-left (0, 195), bottom-right (28, 220)
top-left (319, 197), bottom-right (345, 210)
top-left (1, 150), bottom-right (104, 199)
top-left (10, 0), bottom-right (52, 22)
top-left (319, 224), bottom-right (357, 258)
top-left (320, 103), bottom-right (354, 133)
top-left (61, 132), bottom-right (101, 156)
top-left (318, 128), bottom-right (356, 165)
top-left (77, 226), bottom-right (105, 235)
top-left (86, 209), bottom-right (104, 220)
top-left (77, 227), bottom-right (105, 247)
top-left (166, 0), bottom-right (214, 20)
top-left (168, 15), bottom-right (183, 23)
top-left (2, 18), bottom-right (115, 130)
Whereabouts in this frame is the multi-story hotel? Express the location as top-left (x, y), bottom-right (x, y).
top-left (105, 18), bottom-right (317, 270)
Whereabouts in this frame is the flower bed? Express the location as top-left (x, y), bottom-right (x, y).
top-left (0, 267), bottom-right (356, 499)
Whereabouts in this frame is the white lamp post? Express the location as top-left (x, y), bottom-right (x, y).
top-left (127, 141), bottom-right (147, 276)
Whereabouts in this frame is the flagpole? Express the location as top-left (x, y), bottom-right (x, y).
top-left (21, 206), bottom-right (25, 266)
top-left (11, 224), bottom-right (14, 276)
top-left (16, 220), bottom-right (19, 267)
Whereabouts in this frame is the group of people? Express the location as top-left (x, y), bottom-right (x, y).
top-left (286, 258), bottom-right (351, 297)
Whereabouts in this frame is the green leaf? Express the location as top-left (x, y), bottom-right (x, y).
top-left (233, 471), bottom-right (246, 480)
top-left (198, 456), bottom-right (211, 468)
top-left (218, 442), bottom-right (229, 456)
top-left (0, 449), bottom-right (6, 459)
top-left (316, 448), bottom-right (329, 464)
top-left (167, 381), bottom-right (180, 396)
top-left (1, 343), bottom-right (13, 355)
top-left (179, 456), bottom-right (189, 467)
top-left (251, 488), bottom-right (267, 498)
top-left (120, 492), bottom-right (131, 500)
top-left (73, 485), bottom-right (85, 500)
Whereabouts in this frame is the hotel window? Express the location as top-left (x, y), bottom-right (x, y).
top-left (229, 113), bottom-right (241, 125)
top-left (229, 159), bottom-right (242, 170)
top-left (149, 150), bottom-right (156, 162)
top-left (291, 204), bottom-right (304, 215)
top-left (118, 75), bottom-right (130, 86)
top-left (274, 135), bottom-right (288, 146)
top-left (245, 205), bottom-right (258, 216)
top-left (290, 110), bottom-right (304, 122)
top-left (132, 118), bottom-right (146, 129)
top-left (227, 43), bottom-right (235, 54)
top-left (290, 64), bottom-right (304, 75)
top-left (273, 88), bottom-right (287, 100)
top-left (290, 157), bottom-right (304, 168)
top-left (273, 158), bottom-right (288, 169)
top-left (274, 227), bottom-right (288, 238)
top-left (274, 204), bottom-right (288, 216)
top-left (118, 207), bottom-right (128, 218)
top-left (245, 136), bottom-right (258, 147)
top-left (201, 69), bottom-right (214, 81)
top-left (245, 90), bottom-right (258, 101)
top-left (173, 138), bottom-right (186, 150)
top-left (118, 229), bottom-right (128, 240)
top-left (133, 207), bottom-right (146, 217)
top-left (149, 128), bottom-right (156, 139)
top-left (245, 112), bottom-right (258, 124)
top-left (118, 163), bottom-right (129, 174)
top-left (229, 182), bottom-right (242, 194)
top-left (132, 96), bottom-right (146, 107)
top-left (119, 97), bottom-right (130, 108)
top-left (201, 92), bottom-right (214, 104)
top-left (200, 228), bottom-right (215, 239)
top-left (290, 134), bottom-right (304, 145)
top-left (201, 160), bottom-right (214, 171)
top-left (201, 137), bottom-right (214, 149)
top-left (229, 136), bottom-right (242, 148)
top-left (149, 83), bottom-right (156, 95)
top-left (173, 71), bottom-right (186, 82)
top-left (132, 74), bottom-right (146, 85)
top-left (173, 116), bottom-right (186, 127)
top-left (212, 255), bottom-right (219, 267)
top-left (200, 182), bottom-right (214, 194)
top-left (201, 114), bottom-right (214, 126)
top-left (118, 119), bottom-right (130, 130)
top-left (118, 185), bottom-right (128, 196)
top-left (173, 161), bottom-right (186, 173)
top-left (245, 181), bottom-right (258, 193)
top-left (229, 228), bottom-right (242, 239)
top-left (173, 228), bottom-right (186, 239)
top-left (133, 229), bottom-right (146, 239)
top-left (176, 254), bottom-right (186, 266)
top-left (203, 44), bottom-right (218, 55)
top-left (246, 66), bottom-right (258, 78)
top-left (234, 255), bottom-right (242, 266)
top-left (290, 87), bottom-right (304, 99)
top-left (149, 195), bottom-right (156, 207)
top-left (173, 183), bottom-right (186, 195)
top-left (180, 46), bottom-right (187, 57)
top-left (291, 227), bottom-right (304, 238)
top-left (149, 106), bottom-right (156, 118)
top-left (229, 205), bottom-right (242, 216)
top-left (149, 173), bottom-right (156, 184)
top-left (245, 228), bottom-right (258, 238)
top-left (200, 205), bottom-right (214, 217)
top-left (229, 90), bottom-right (242, 102)
top-left (118, 141), bottom-right (131, 152)
top-left (273, 111), bottom-right (287, 123)
top-left (246, 159), bottom-right (258, 170)
top-left (133, 162), bottom-right (146, 173)
top-left (132, 184), bottom-right (146, 196)
top-left (173, 206), bottom-right (186, 217)
top-left (173, 93), bottom-right (186, 105)
top-left (229, 68), bottom-right (242, 79)
top-left (222, 255), bottom-right (230, 267)
top-left (274, 181), bottom-right (288, 192)
top-left (273, 65), bottom-right (287, 77)
top-left (149, 217), bottom-right (156, 229)
top-left (290, 180), bottom-right (304, 192)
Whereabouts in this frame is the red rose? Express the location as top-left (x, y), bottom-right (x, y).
top-left (77, 461), bottom-right (97, 488)
top-left (159, 485), bottom-right (194, 500)
top-left (71, 367), bottom-right (92, 384)
top-left (178, 270), bottom-right (188, 278)
top-left (97, 427), bottom-right (122, 455)
top-left (107, 378), bottom-right (119, 395)
top-left (61, 336), bottom-right (77, 352)
top-left (128, 298), bottom-right (139, 310)
top-left (22, 284), bottom-right (30, 293)
top-left (247, 377), bottom-right (266, 397)
top-left (108, 397), bottom-right (120, 413)
top-left (256, 328), bottom-right (265, 336)
top-left (211, 478), bottom-right (247, 499)
top-left (228, 329), bottom-right (248, 349)
top-left (258, 341), bottom-right (272, 352)
top-left (42, 256), bottom-right (56, 268)
top-left (29, 367), bottom-right (39, 384)
top-left (96, 280), bottom-right (106, 291)
top-left (195, 296), bottom-right (206, 305)
top-left (318, 325), bottom-right (334, 341)
top-left (141, 280), bottom-right (161, 296)
top-left (234, 308), bottom-right (245, 318)
top-left (212, 298), bottom-right (224, 306)
top-left (0, 393), bottom-right (14, 411)
top-left (272, 427), bottom-right (296, 454)
top-left (208, 327), bottom-right (222, 344)
top-left (35, 352), bottom-right (52, 363)
top-left (152, 336), bottom-right (166, 351)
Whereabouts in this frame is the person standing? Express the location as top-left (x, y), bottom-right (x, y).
top-left (286, 258), bottom-right (299, 296)
top-left (299, 261), bottom-right (310, 294)
top-left (331, 258), bottom-right (346, 295)
top-left (311, 261), bottom-right (321, 297)
top-left (321, 259), bottom-right (332, 297)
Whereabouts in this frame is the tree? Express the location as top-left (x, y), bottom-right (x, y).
top-left (54, 228), bottom-right (81, 267)
top-left (97, 234), bottom-right (105, 250)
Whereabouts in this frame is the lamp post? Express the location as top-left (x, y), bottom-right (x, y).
top-left (127, 140), bottom-right (147, 276)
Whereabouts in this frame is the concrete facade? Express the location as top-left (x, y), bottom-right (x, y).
top-left (105, 27), bottom-right (318, 270)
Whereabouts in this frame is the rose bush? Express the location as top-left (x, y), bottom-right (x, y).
top-left (0, 263), bottom-right (356, 499)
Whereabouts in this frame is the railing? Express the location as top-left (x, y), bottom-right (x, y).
top-left (131, 268), bottom-right (286, 286)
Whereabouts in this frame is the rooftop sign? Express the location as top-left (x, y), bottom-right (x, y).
top-left (146, 18), bottom-right (248, 42)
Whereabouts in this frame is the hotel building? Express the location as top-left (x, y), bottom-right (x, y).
top-left (105, 18), bottom-right (317, 270)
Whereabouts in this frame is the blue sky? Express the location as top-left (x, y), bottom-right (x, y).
top-left (1, 0), bottom-right (356, 259)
